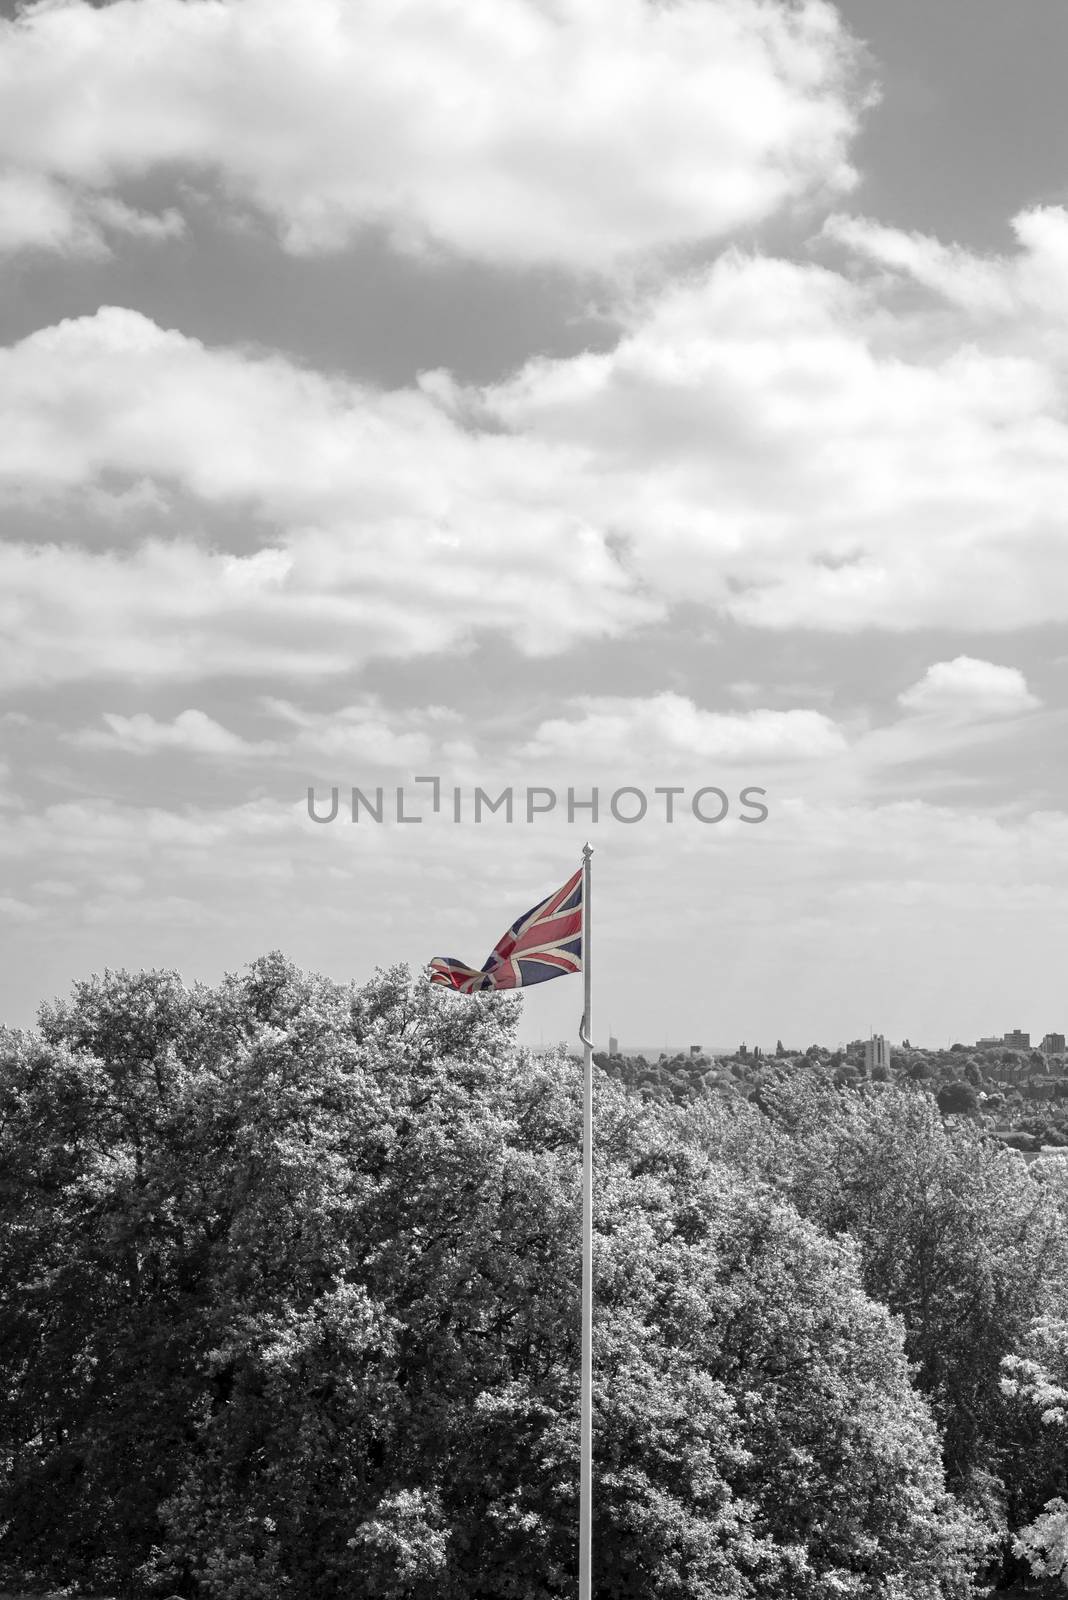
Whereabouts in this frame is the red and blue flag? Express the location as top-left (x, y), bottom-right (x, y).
top-left (429, 866), bottom-right (583, 993)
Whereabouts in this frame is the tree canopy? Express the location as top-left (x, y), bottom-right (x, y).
top-left (0, 958), bottom-right (990, 1598)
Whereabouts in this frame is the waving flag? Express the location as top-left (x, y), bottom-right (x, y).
top-left (429, 866), bottom-right (583, 992)
top-left (431, 849), bottom-right (596, 1598)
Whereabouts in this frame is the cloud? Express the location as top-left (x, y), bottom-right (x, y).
top-left (0, 540), bottom-right (367, 690)
top-left (0, 894), bottom-right (41, 923)
top-left (0, 0), bottom-right (865, 271)
top-left (0, 530), bottom-right (650, 691)
top-left (477, 231), bottom-right (1068, 633)
top-left (7, 198), bottom-right (1068, 687)
top-left (0, 308), bottom-right (653, 686)
top-left (31, 879), bottom-right (79, 899)
top-left (0, 169), bottom-right (184, 258)
top-left (73, 709), bottom-right (269, 756)
top-left (4, 784), bottom-right (1068, 1045)
top-left (519, 693), bottom-right (847, 766)
top-left (66, 698), bottom-right (479, 768)
top-left (263, 698), bottom-right (475, 767)
top-left (822, 207), bottom-right (1068, 322)
top-left (0, 170), bottom-right (106, 257)
top-left (0, 794), bottom-right (295, 875)
top-left (507, 686), bottom-right (1049, 811)
top-left (897, 658), bottom-right (1041, 721)
top-left (42, 676), bottom-right (1046, 826)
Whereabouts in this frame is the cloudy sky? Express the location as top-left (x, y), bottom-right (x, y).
top-left (2, 0), bottom-right (1067, 1051)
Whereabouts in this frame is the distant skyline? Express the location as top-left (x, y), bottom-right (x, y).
top-left (2, 0), bottom-right (1068, 1045)
top-left (599, 1027), bottom-right (1066, 1057)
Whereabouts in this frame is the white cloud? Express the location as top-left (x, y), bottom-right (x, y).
top-left (0, 539), bottom-right (367, 689)
top-left (0, 529), bottom-right (650, 691)
top-left (507, 686), bottom-right (1048, 811)
top-left (263, 698), bottom-right (474, 767)
top-left (7, 202), bottom-right (1068, 685)
top-left (0, 894), bottom-right (41, 923)
top-left (0, 170), bottom-right (105, 257)
top-left (0, 168), bottom-right (184, 258)
top-left (67, 698), bottom-right (479, 769)
top-left (44, 680), bottom-right (1046, 822)
top-left (823, 207), bottom-right (1068, 323)
top-left (0, 308), bottom-right (653, 686)
top-left (519, 693), bottom-right (847, 766)
top-left (897, 657), bottom-right (1041, 721)
top-left (91, 196), bottom-right (186, 244)
top-left (0, 0), bottom-right (864, 271)
top-left (477, 232), bottom-right (1068, 633)
top-left (74, 709), bottom-right (268, 757)
top-left (0, 794), bottom-right (295, 874)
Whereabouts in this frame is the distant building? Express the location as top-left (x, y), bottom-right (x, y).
top-left (608, 1034), bottom-right (619, 1056)
top-left (1004, 1029), bottom-right (1030, 1050)
top-left (1041, 1033), bottom-right (1065, 1055)
top-left (976, 1036), bottom-right (1002, 1049)
top-left (865, 1034), bottom-right (891, 1074)
top-left (689, 1043), bottom-right (702, 1057)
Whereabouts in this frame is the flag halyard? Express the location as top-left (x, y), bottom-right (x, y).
top-left (429, 866), bottom-right (583, 993)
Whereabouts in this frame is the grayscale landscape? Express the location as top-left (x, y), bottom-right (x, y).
top-left (1, 0), bottom-right (1067, 1595)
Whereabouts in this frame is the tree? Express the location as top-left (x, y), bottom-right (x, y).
top-left (936, 1080), bottom-right (979, 1117)
top-left (687, 1079), bottom-right (1068, 1520)
top-left (1, 960), bottom-right (987, 1598)
top-left (999, 1316), bottom-right (1068, 1585)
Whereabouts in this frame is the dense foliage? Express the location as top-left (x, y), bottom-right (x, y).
top-left (598, 1038), bottom-right (1068, 1152)
top-left (999, 1313), bottom-right (1068, 1580)
top-left (1, 960), bottom-right (1064, 1595)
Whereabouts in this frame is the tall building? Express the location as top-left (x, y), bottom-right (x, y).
top-left (1004, 1029), bottom-right (1030, 1050)
top-left (1042, 1032), bottom-right (1065, 1055)
top-left (865, 1034), bottom-right (891, 1074)
top-left (608, 1033), bottom-right (619, 1056)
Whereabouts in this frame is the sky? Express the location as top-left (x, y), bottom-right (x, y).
top-left (2, 0), bottom-right (1068, 1052)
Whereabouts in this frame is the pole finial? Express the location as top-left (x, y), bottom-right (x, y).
top-left (582, 840), bottom-right (594, 859)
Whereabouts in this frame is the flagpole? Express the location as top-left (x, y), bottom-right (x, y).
top-left (578, 841), bottom-right (594, 1600)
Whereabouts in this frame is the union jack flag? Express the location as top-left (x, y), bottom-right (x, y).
top-left (429, 866), bottom-right (583, 993)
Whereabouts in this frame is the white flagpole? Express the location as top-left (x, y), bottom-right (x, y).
top-left (578, 841), bottom-right (594, 1600)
